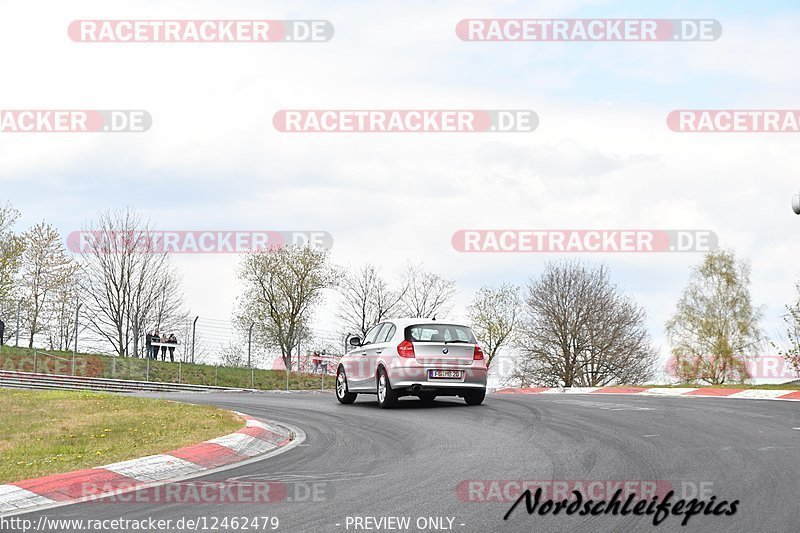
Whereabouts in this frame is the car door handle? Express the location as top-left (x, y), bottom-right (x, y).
top-left (376, 350), bottom-right (383, 355)
top-left (360, 352), bottom-right (367, 356)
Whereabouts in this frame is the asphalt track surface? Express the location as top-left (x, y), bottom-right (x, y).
top-left (15, 390), bottom-right (800, 533)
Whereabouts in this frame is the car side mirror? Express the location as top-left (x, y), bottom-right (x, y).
top-left (793, 193), bottom-right (800, 215)
top-left (348, 336), bottom-right (362, 347)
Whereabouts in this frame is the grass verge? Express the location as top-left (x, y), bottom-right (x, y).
top-left (0, 345), bottom-right (335, 391)
top-left (0, 389), bottom-right (243, 484)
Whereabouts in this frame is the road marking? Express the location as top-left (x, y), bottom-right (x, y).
top-left (793, 427), bottom-right (800, 431)
top-left (643, 434), bottom-right (660, 438)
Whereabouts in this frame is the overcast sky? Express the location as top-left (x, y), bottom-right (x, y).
top-left (2, 0), bottom-right (799, 376)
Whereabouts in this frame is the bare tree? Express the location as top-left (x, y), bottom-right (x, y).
top-left (515, 260), bottom-right (656, 387)
top-left (338, 263), bottom-right (405, 338)
top-left (399, 263), bottom-right (456, 318)
top-left (236, 245), bottom-right (337, 370)
top-left (665, 249), bottom-right (763, 385)
top-left (467, 283), bottom-right (521, 370)
top-left (20, 223), bottom-right (76, 347)
top-left (78, 208), bottom-right (186, 357)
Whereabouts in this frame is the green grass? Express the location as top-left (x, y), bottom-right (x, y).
top-left (0, 345), bottom-right (335, 391)
top-left (0, 389), bottom-right (243, 483)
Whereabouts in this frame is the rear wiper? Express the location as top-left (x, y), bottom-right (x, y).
top-left (443, 340), bottom-right (471, 344)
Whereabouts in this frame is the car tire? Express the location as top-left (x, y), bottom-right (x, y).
top-left (464, 390), bottom-right (485, 406)
top-left (376, 368), bottom-right (398, 409)
top-left (336, 367), bottom-right (358, 404)
top-left (418, 392), bottom-right (436, 403)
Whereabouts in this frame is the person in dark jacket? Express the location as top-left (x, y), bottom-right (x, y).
top-left (167, 333), bottom-right (177, 362)
top-left (145, 331), bottom-right (153, 359)
top-left (152, 331), bottom-right (161, 360)
top-left (0, 319), bottom-right (5, 347)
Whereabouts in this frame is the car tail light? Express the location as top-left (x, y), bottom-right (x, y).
top-left (473, 345), bottom-right (485, 361)
top-left (397, 340), bottom-right (415, 358)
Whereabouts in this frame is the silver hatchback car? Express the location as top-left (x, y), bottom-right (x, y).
top-left (335, 318), bottom-right (488, 408)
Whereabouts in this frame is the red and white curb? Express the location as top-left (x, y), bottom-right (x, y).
top-left (496, 386), bottom-right (800, 401)
top-left (0, 412), bottom-right (304, 516)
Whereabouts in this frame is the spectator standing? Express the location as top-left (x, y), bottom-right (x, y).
top-left (167, 333), bottom-right (177, 362)
top-left (320, 350), bottom-right (329, 374)
top-left (0, 319), bottom-right (5, 347)
top-left (145, 331), bottom-right (153, 359)
top-left (312, 351), bottom-right (322, 373)
top-left (152, 331), bottom-right (161, 360)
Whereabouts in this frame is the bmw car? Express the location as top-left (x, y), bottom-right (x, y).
top-left (335, 318), bottom-right (488, 408)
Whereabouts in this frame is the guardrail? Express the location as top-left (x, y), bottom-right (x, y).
top-left (0, 369), bottom-right (253, 393)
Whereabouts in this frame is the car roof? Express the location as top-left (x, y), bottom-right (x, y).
top-left (382, 318), bottom-right (468, 328)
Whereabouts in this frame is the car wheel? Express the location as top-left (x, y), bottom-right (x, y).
top-left (464, 390), bottom-right (485, 406)
top-left (336, 367), bottom-right (358, 404)
top-left (418, 392), bottom-right (436, 403)
top-left (376, 368), bottom-right (398, 409)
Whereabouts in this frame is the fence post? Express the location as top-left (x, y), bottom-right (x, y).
top-left (214, 365), bottom-right (218, 387)
top-left (15, 299), bottom-right (21, 347)
top-left (72, 299), bottom-right (81, 375)
top-left (33, 349), bottom-right (37, 373)
top-left (191, 316), bottom-right (199, 364)
top-left (178, 361), bottom-right (182, 384)
top-left (251, 367), bottom-right (255, 389)
top-left (248, 322), bottom-right (254, 368)
top-left (112, 355), bottom-right (116, 379)
top-left (146, 357), bottom-right (150, 382)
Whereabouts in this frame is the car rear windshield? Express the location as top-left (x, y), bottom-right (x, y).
top-left (404, 324), bottom-right (477, 343)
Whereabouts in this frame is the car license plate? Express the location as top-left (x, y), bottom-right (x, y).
top-left (428, 369), bottom-right (463, 380)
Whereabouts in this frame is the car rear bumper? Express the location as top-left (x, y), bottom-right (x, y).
top-left (387, 362), bottom-right (487, 395)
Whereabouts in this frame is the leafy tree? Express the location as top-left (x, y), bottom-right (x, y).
top-left (0, 203), bottom-right (24, 304)
top-left (772, 283), bottom-right (800, 379)
top-left (237, 245), bottom-right (337, 370)
top-left (467, 283), bottom-right (520, 370)
top-left (20, 222), bottom-right (76, 347)
top-left (665, 249), bottom-right (763, 385)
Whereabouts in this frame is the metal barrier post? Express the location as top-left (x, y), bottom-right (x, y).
top-left (178, 360), bottom-right (182, 384)
top-left (146, 357), bottom-right (150, 382)
top-left (251, 367), bottom-right (255, 389)
top-left (214, 365), bottom-right (218, 387)
top-left (33, 349), bottom-right (37, 373)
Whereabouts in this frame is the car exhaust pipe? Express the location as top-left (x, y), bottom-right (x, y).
top-left (411, 384), bottom-right (422, 391)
